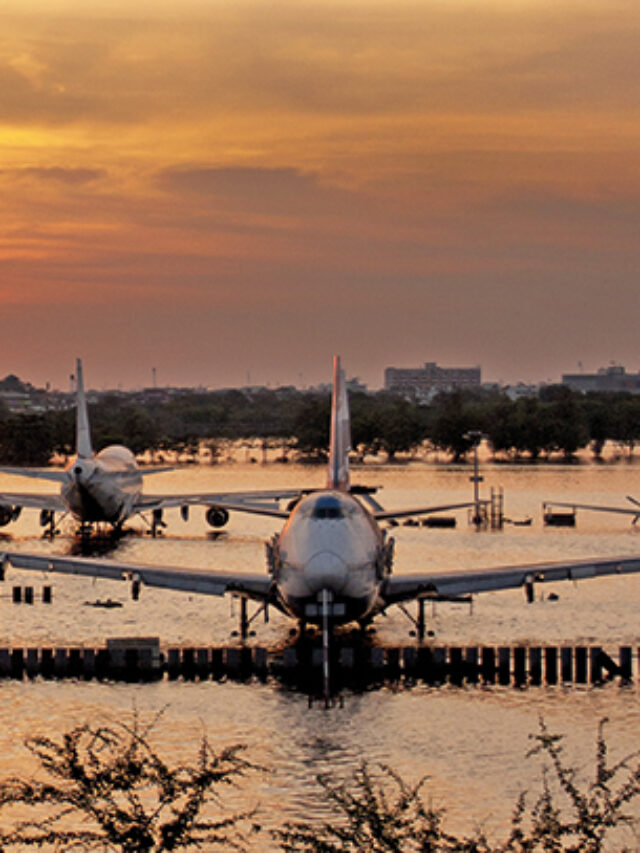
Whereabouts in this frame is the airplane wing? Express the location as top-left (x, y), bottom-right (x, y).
top-left (2, 551), bottom-right (273, 602)
top-left (0, 492), bottom-right (66, 512)
top-left (0, 467), bottom-right (67, 483)
top-left (382, 554), bottom-right (640, 605)
top-left (133, 489), bottom-right (300, 519)
top-left (372, 501), bottom-right (475, 521)
top-left (545, 500), bottom-right (640, 519)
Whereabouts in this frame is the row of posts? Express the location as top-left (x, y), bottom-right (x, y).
top-left (0, 644), bottom-right (634, 685)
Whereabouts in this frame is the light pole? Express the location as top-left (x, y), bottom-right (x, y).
top-left (464, 430), bottom-right (485, 528)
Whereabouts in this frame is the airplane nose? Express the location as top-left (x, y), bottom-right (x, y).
top-left (303, 551), bottom-right (347, 593)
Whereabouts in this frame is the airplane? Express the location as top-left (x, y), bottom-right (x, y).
top-left (4, 356), bottom-right (640, 701)
top-left (0, 359), bottom-right (302, 538)
top-left (543, 497), bottom-right (640, 526)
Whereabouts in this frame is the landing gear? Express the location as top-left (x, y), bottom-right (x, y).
top-left (398, 597), bottom-right (428, 641)
top-left (399, 593), bottom-right (473, 641)
top-left (150, 509), bottom-right (166, 538)
top-left (230, 597), bottom-right (269, 641)
top-left (39, 509), bottom-right (61, 539)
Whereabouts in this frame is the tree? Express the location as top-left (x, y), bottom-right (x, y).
top-left (429, 391), bottom-right (478, 462)
top-left (0, 414), bottom-right (55, 466)
top-left (291, 394), bottom-right (331, 459)
top-left (0, 712), bottom-right (257, 851)
top-left (374, 395), bottom-right (424, 461)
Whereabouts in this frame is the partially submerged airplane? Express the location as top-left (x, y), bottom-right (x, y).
top-left (543, 497), bottom-right (640, 526)
top-left (3, 357), bottom-right (640, 699)
top-left (0, 359), bottom-right (299, 537)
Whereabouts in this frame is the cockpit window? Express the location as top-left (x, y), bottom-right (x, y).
top-left (311, 496), bottom-right (346, 520)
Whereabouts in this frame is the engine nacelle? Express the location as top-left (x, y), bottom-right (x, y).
top-left (206, 506), bottom-right (229, 528)
top-left (0, 507), bottom-right (14, 527)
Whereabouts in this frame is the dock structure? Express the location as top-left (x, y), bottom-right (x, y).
top-left (0, 640), bottom-right (636, 689)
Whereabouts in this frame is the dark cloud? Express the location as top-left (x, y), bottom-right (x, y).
top-left (0, 167), bottom-right (106, 185)
top-left (157, 165), bottom-right (363, 218)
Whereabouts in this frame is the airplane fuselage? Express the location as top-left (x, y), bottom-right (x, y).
top-left (61, 445), bottom-right (142, 524)
top-left (270, 490), bottom-right (394, 625)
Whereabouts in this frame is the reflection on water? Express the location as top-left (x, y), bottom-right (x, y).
top-left (2, 461), bottom-right (640, 848)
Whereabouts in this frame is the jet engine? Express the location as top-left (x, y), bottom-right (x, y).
top-left (0, 506), bottom-right (14, 526)
top-left (205, 506), bottom-right (229, 528)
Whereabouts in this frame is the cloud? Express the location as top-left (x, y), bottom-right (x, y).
top-left (156, 165), bottom-right (363, 219)
top-left (0, 167), bottom-right (105, 185)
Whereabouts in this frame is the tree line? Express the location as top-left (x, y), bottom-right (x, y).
top-left (2, 385), bottom-right (640, 466)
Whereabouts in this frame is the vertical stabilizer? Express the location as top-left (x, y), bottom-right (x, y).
top-left (75, 358), bottom-right (93, 459)
top-left (327, 355), bottom-right (351, 491)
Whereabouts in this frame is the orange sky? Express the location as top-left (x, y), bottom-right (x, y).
top-left (1, 0), bottom-right (639, 389)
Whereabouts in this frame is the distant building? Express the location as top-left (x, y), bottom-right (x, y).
top-left (562, 365), bottom-right (640, 394)
top-left (384, 361), bottom-right (481, 400)
top-left (504, 383), bottom-right (540, 401)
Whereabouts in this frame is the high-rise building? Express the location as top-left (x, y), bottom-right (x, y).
top-left (562, 365), bottom-right (640, 393)
top-left (384, 361), bottom-right (481, 399)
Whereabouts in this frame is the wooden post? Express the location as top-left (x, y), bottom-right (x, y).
top-left (575, 646), bottom-right (587, 683)
top-left (225, 647), bottom-right (242, 675)
top-left (11, 648), bottom-right (23, 679)
top-left (83, 648), bottom-right (96, 679)
top-left (386, 647), bottom-right (400, 680)
top-left (182, 647), bottom-right (195, 680)
top-left (402, 646), bottom-right (417, 679)
top-left (590, 647), bottom-right (603, 684)
top-left (481, 647), bottom-right (496, 684)
top-left (196, 648), bottom-right (211, 679)
top-left (561, 647), bottom-right (573, 682)
top-left (465, 647), bottom-right (479, 684)
top-left (370, 646), bottom-right (385, 671)
top-left (498, 647), bottom-right (510, 685)
top-left (432, 646), bottom-right (446, 684)
top-left (545, 647), bottom-right (558, 685)
top-left (514, 646), bottom-right (526, 687)
top-left (167, 648), bottom-right (180, 679)
top-left (620, 646), bottom-right (632, 681)
top-left (68, 648), bottom-right (82, 678)
top-left (54, 649), bottom-right (68, 678)
top-left (41, 648), bottom-right (53, 678)
top-left (26, 648), bottom-right (38, 678)
top-left (529, 647), bottom-right (542, 686)
top-left (253, 647), bottom-right (268, 678)
top-left (449, 647), bottom-right (463, 686)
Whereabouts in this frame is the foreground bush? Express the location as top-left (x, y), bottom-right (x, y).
top-left (274, 718), bottom-right (640, 852)
top-left (0, 711), bottom-right (257, 851)
top-left (0, 715), bottom-right (640, 851)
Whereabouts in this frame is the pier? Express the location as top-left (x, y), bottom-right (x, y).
top-left (0, 639), bottom-right (636, 690)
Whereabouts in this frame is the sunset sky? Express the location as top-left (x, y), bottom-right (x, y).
top-left (1, 0), bottom-right (639, 390)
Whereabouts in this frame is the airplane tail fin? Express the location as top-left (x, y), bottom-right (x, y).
top-left (326, 355), bottom-right (351, 491)
top-left (75, 358), bottom-right (93, 459)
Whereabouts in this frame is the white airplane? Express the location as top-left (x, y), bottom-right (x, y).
top-left (4, 357), bottom-right (640, 698)
top-left (0, 359), bottom-right (301, 537)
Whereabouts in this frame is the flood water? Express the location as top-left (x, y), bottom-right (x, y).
top-left (2, 457), bottom-right (640, 848)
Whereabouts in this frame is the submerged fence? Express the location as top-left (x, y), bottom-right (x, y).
top-left (0, 641), bottom-right (636, 688)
